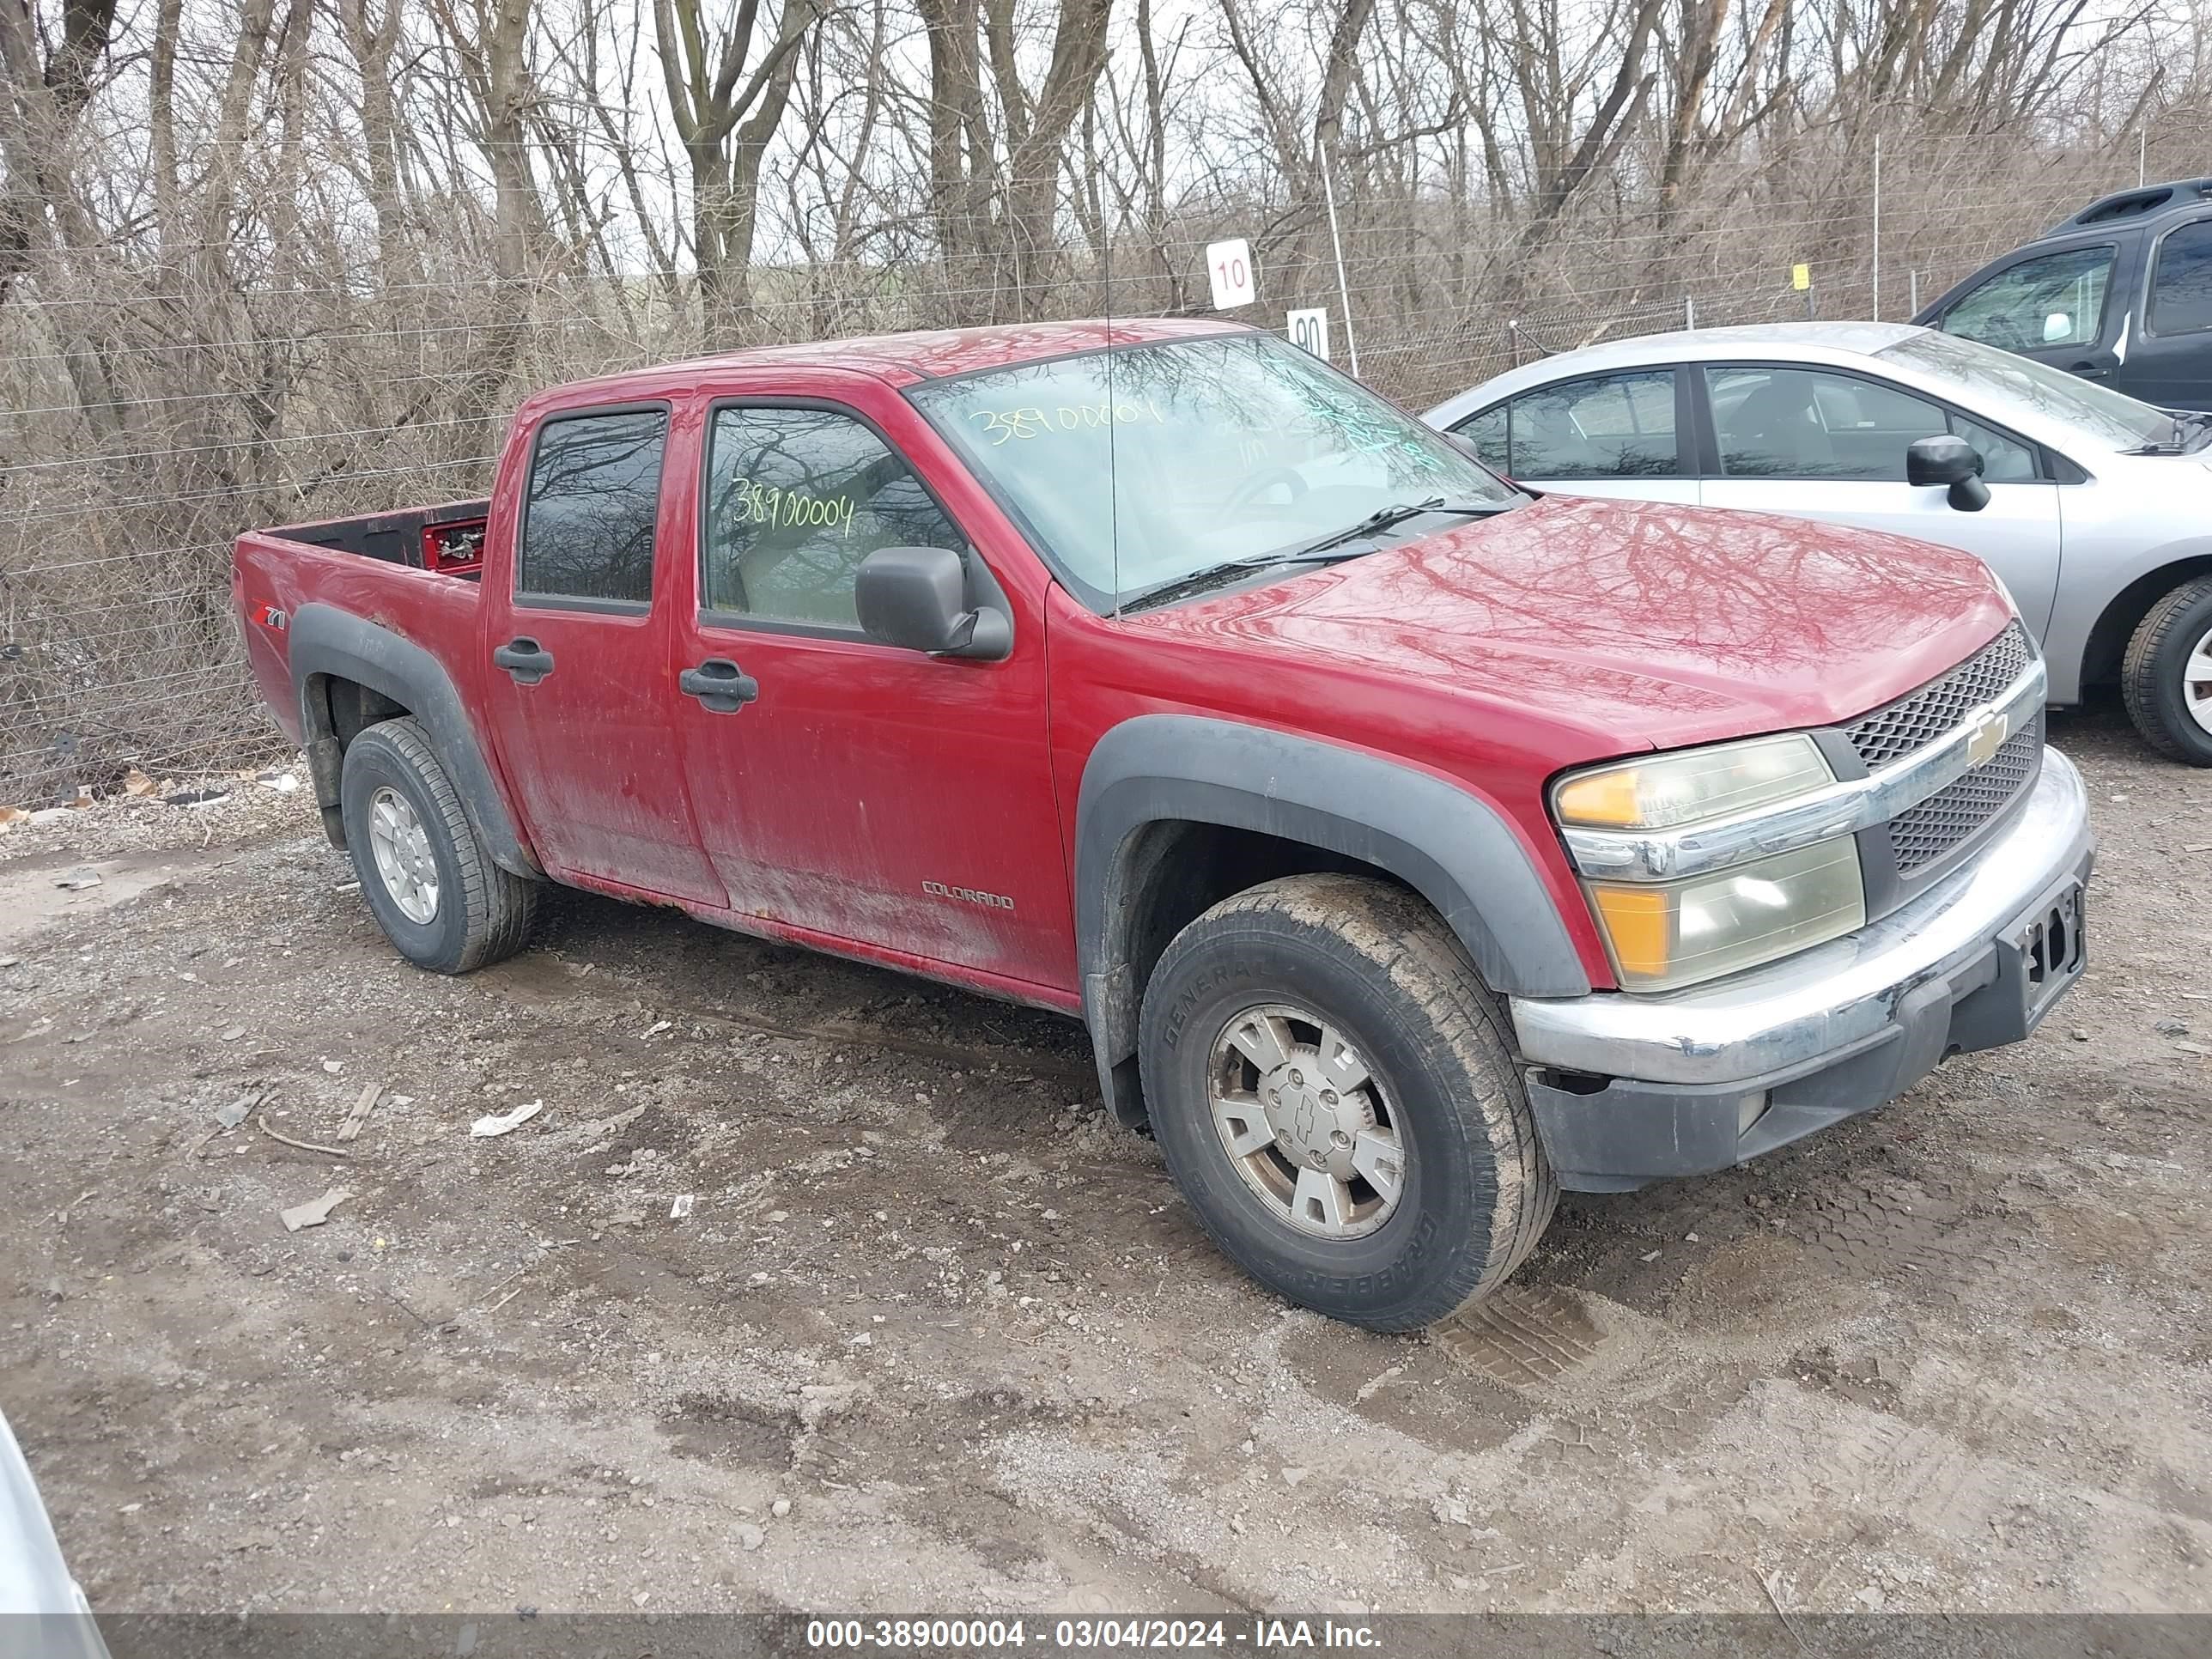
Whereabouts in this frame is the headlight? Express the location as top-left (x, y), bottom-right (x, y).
top-left (1584, 838), bottom-right (1866, 991)
top-left (1555, 733), bottom-right (1834, 830)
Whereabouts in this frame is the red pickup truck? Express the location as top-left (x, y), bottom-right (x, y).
top-left (234, 319), bottom-right (2093, 1330)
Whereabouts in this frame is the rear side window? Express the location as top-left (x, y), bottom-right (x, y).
top-left (1461, 370), bottom-right (1680, 480)
top-left (1939, 246), bottom-right (2113, 351)
top-left (2149, 220), bottom-right (2212, 336)
top-left (518, 410), bottom-right (668, 605)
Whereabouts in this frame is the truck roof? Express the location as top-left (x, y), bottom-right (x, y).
top-left (535, 316), bottom-right (1255, 406)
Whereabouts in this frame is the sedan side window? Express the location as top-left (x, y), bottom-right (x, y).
top-left (1948, 413), bottom-right (2039, 483)
top-left (1708, 366), bottom-right (2039, 483)
top-left (702, 406), bottom-right (968, 629)
top-left (1450, 405), bottom-right (1510, 473)
top-left (1485, 370), bottom-right (1680, 480)
top-left (2148, 219), bottom-right (2212, 337)
top-left (1939, 246), bottom-right (2114, 351)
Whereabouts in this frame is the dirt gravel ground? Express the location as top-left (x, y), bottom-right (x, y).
top-left (2, 699), bottom-right (2208, 1620)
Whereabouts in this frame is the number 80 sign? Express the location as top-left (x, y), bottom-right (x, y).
top-left (1206, 238), bottom-right (1255, 310)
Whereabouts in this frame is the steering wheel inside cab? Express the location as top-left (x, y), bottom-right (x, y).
top-left (1221, 466), bottom-right (1310, 520)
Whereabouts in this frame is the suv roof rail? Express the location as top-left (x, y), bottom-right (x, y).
top-left (2047, 178), bottom-right (2212, 234)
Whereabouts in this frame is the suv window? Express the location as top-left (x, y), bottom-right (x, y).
top-left (2149, 219), bottom-right (2212, 336)
top-left (1939, 246), bottom-right (2114, 351)
top-left (518, 410), bottom-right (668, 605)
top-left (702, 406), bottom-right (966, 629)
top-left (1459, 370), bottom-right (1680, 479)
top-left (1706, 367), bottom-right (2037, 483)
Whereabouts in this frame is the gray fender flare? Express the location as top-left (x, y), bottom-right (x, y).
top-left (1075, 714), bottom-right (1588, 1125)
top-left (288, 602), bottom-right (540, 879)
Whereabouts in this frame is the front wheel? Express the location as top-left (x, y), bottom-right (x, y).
top-left (2122, 574), bottom-right (2212, 765)
top-left (339, 716), bottom-right (538, 973)
top-left (1136, 873), bottom-right (1557, 1331)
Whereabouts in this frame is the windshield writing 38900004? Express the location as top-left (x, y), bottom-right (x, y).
top-left (971, 398), bottom-right (1169, 443)
top-left (909, 331), bottom-right (1513, 610)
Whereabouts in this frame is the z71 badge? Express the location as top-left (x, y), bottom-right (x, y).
top-left (922, 880), bottom-right (1014, 912)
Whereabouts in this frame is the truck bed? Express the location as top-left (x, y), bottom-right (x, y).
top-left (234, 500), bottom-right (493, 750)
top-left (264, 498), bottom-right (492, 578)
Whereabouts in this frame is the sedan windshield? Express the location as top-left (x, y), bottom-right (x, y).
top-left (1875, 331), bottom-right (2176, 452)
top-left (908, 331), bottom-right (1517, 610)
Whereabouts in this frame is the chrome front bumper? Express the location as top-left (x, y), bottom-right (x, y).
top-left (1508, 748), bottom-right (2093, 1189)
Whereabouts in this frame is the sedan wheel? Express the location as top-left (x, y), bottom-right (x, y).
top-left (2123, 574), bottom-right (2212, 765)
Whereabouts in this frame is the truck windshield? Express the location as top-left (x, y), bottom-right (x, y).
top-left (1875, 331), bottom-right (2175, 452)
top-left (908, 331), bottom-right (1518, 611)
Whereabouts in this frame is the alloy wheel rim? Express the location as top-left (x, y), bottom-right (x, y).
top-left (367, 786), bottom-right (440, 925)
top-left (2185, 623), bottom-right (2212, 738)
top-left (1206, 1002), bottom-right (1405, 1240)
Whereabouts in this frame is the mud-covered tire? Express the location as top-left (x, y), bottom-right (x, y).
top-left (339, 716), bottom-right (538, 974)
top-left (2121, 574), bottom-right (2212, 765)
top-left (1136, 873), bottom-right (1557, 1331)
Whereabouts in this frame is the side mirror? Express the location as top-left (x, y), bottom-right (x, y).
top-left (2041, 311), bottom-right (2073, 343)
top-left (854, 544), bottom-right (1012, 660)
top-left (1905, 434), bottom-right (1990, 513)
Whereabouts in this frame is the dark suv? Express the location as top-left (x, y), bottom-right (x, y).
top-left (1913, 178), bottom-right (2212, 410)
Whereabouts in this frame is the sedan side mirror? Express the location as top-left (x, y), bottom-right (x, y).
top-left (1905, 434), bottom-right (1990, 514)
top-left (854, 544), bottom-right (1012, 660)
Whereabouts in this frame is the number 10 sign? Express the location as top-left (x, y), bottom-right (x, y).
top-left (1206, 238), bottom-right (1255, 310)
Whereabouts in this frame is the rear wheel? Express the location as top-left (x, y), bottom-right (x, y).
top-left (339, 716), bottom-right (538, 973)
top-left (1136, 873), bottom-right (1556, 1331)
top-left (2121, 574), bottom-right (2212, 765)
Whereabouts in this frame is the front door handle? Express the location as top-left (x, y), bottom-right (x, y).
top-left (493, 637), bottom-right (555, 685)
top-left (680, 657), bottom-right (760, 714)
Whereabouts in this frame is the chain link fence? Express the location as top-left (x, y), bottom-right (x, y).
top-left (0, 125), bottom-right (2188, 805)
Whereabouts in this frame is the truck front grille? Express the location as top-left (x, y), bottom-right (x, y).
top-left (1887, 712), bottom-right (2044, 875)
top-left (1843, 621), bottom-right (2033, 770)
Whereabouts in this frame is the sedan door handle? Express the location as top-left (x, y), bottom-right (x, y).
top-left (680, 657), bottom-right (760, 714)
top-left (493, 637), bottom-right (555, 685)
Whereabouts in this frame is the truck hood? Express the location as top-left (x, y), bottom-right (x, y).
top-left (1128, 495), bottom-right (2016, 753)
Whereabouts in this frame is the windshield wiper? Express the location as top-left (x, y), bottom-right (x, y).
top-left (1285, 496), bottom-right (1507, 560)
top-left (1121, 548), bottom-right (1371, 613)
top-left (1121, 499), bottom-right (1508, 614)
top-left (2130, 410), bottom-right (2212, 455)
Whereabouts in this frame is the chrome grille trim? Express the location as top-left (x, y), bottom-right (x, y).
top-left (1844, 622), bottom-right (2033, 770)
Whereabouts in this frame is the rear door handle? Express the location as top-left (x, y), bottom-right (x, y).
top-left (680, 657), bottom-right (760, 714)
top-left (493, 637), bottom-right (554, 685)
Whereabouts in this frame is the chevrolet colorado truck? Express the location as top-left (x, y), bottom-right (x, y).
top-left (234, 319), bottom-right (2094, 1331)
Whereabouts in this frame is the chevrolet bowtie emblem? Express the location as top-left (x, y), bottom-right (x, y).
top-left (1965, 705), bottom-right (2009, 767)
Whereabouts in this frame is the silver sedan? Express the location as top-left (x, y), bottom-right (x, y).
top-left (1424, 322), bottom-right (2212, 762)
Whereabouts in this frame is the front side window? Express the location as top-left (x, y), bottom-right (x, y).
top-left (518, 410), bottom-right (667, 605)
top-left (1488, 370), bottom-right (1680, 480)
top-left (1939, 246), bottom-right (2114, 352)
top-left (2149, 219), bottom-right (2212, 336)
top-left (1710, 367), bottom-right (1954, 481)
top-left (701, 407), bottom-right (966, 629)
top-left (1949, 412), bottom-right (2039, 483)
top-left (908, 331), bottom-right (1515, 608)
